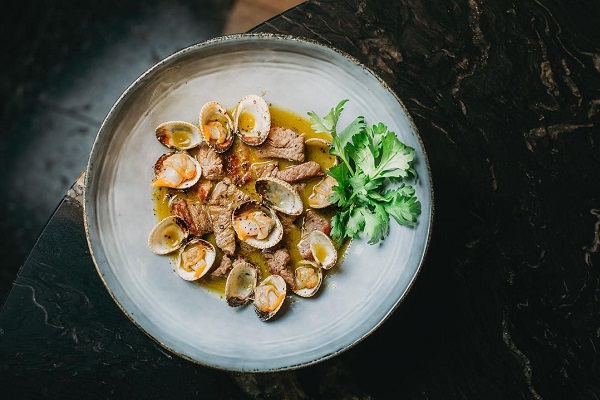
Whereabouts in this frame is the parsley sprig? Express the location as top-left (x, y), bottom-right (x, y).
top-left (308, 100), bottom-right (421, 244)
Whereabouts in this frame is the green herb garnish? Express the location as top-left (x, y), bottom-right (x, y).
top-left (308, 100), bottom-right (421, 244)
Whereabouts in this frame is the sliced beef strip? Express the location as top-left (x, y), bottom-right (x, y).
top-left (207, 179), bottom-right (251, 255)
top-left (171, 198), bottom-right (213, 237)
top-left (196, 144), bottom-right (224, 181)
top-left (210, 254), bottom-right (234, 278)
top-left (224, 142), bottom-right (252, 186)
top-left (263, 248), bottom-right (295, 289)
top-left (208, 205), bottom-right (236, 255)
top-left (255, 127), bottom-right (305, 162)
top-left (195, 180), bottom-right (214, 204)
top-left (250, 161), bottom-right (279, 179)
top-left (276, 161), bottom-right (324, 183)
top-left (298, 209), bottom-right (332, 259)
top-left (276, 211), bottom-right (299, 238)
top-left (208, 178), bottom-right (250, 207)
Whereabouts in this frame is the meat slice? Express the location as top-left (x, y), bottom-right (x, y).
top-left (255, 127), bottom-right (305, 162)
top-left (171, 198), bottom-right (212, 237)
top-left (208, 178), bottom-right (250, 207)
top-left (196, 144), bottom-right (224, 181)
top-left (210, 254), bottom-right (234, 278)
top-left (224, 142), bottom-right (252, 186)
top-left (250, 161), bottom-right (279, 179)
top-left (264, 248), bottom-right (295, 289)
top-left (298, 209), bottom-right (332, 259)
top-left (195, 180), bottom-right (214, 204)
top-left (276, 161), bottom-right (324, 183)
top-left (207, 178), bottom-right (251, 255)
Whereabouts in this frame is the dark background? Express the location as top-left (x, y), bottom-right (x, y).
top-left (0, 0), bottom-right (236, 306)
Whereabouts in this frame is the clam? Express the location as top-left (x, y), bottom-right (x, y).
top-left (233, 94), bottom-right (271, 146)
top-left (155, 121), bottom-right (202, 150)
top-left (148, 215), bottom-right (189, 255)
top-left (232, 201), bottom-right (283, 249)
top-left (308, 175), bottom-right (337, 209)
top-left (176, 238), bottom-right (216, 281)
top-left (255, 177), bottom-right (303, 216)
top-left (151, 152), bottom-right (202, 189)
top-left (199, 101), bottom-right (235, 153)
top-left (225, 260), bottom-right (258, 307)
top-left (292, 260), bottom-right (323, 298)
top-left (253, 274), bottom-right (287, 321)
top-left (298, 230), bottom-right (337, 270)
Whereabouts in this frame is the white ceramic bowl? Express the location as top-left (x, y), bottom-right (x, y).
top-left (84, 33), bottom-right (433, 372)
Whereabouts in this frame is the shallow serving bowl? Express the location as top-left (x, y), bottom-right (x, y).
top-left (84, 33), bottom-right (433, 372)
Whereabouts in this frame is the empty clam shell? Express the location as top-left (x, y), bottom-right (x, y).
top-left (298, 230), bottom-right (337, 270)
top-left (148, 215), bottom-right (189, 255)
top-left (233, 94), bottom-right (271, 146)
top-left (255, 177), bottom-right (303, 216)
top-left (176, 238), bottom-right (216, 281)
top-left (225, 260), bottom-right (258, 307)
top-left (155, 121), bottom-right (202, 150)
top-left (253, 274), bottom-right (287, 321)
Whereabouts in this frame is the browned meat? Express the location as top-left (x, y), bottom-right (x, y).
top-left (264, 248), bottom-right (295, 289)
top-left (298, 209), bottom-right (332, 259)
top-left (171, 198), bottom-right (213, 237)
top-left (276, 211), bottom-right (299, 237)
top-left (210, 254), bottom-right (234, 278)
top-left (250, 161), bottom-right (279, 179)
top-left (207, 179), bottom-right (251, 255)
top-left (208, 178), bottom-right (250, 207)
top-left (208, 205), bottom-right (236, 255)
top-left (276, 161), bottom-right (324, 183)
top-left (255, 127), bottom-right (305, 162)
top-left (196, 144), bottom-right (224, 181)
top-left (195, 180), bottom-right (214, 204)
top-left (224, 142), bottom-right (252, 186)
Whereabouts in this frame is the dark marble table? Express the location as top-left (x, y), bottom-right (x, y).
top-left (1, 0), bottom-right (599, 398)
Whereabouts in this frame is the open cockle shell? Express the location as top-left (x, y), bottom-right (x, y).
top-left (155, 121), bottom-right (203, 150)
top-left (232, 201), bottom-right (283, 250)
top-left (199, 101), bottom-right (235, 153)
top-left (176, 238), bottom-right (216, 281)
top-left (225, 260), bottom-right (258, 307)
top-left (255, 177), bottom-right (304, 216)
top-left (292, 260), bottom-right (323, 298)
top-left (148, 215), bottom-right (189, 255)
top-left (253, 274), bottom-right (287, 321)
top-left (233, 94), bottom-right (271, 146)
top-left (299, 230), bottom-right (338, 270)
top-left (308, 175), bottom-right (337, 209)
top-left (151, 152), bottom-right (202, 189)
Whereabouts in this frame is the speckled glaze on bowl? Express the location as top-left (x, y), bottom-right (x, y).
top-left (83, 33), bottom-right (433, 372)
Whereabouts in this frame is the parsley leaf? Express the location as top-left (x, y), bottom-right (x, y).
top-left (308, 100), bottom-right (421, 244)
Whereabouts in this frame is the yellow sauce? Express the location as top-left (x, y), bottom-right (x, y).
top-left (151, 105), bottom-right (348, 297)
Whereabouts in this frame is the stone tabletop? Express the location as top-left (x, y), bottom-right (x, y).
top-left (1, 0), bottom-right (599, 398)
